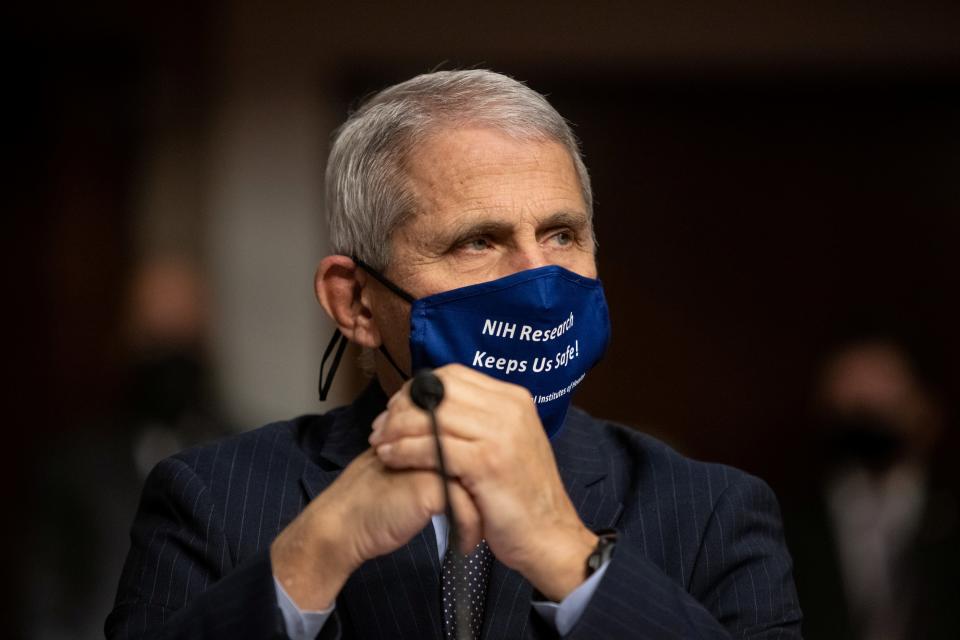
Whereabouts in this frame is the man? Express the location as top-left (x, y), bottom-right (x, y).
top-left (29, 257), bottom-right (227, 640)
top-left (107, 70), bottom-right (802, 639)
top-left (783, 330), bottom-right (959, 640)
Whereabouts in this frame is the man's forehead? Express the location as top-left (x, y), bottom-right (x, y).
top-left (405, 129), bottom-right (583, 202)
top-left (407, 127), bottom-right (577, 182)
top-left (412, 124), bottom-right (552, 158)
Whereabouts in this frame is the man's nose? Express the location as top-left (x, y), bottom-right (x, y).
top-left (508, 244), bottom-right (550, 272)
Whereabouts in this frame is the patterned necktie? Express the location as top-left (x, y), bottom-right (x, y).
top-left (441, 540), bottom-right (494, 640)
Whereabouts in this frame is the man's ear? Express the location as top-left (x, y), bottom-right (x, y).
top-left (315, 255), bottom-right (381, 348)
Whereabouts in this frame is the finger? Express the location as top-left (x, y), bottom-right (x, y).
top-left (378, 368), bottom-right (531, 446)
top-left (447, 481), bottom-right (483, 553)
top-left (370, 410), bottom-right (388, 437)
top-left (387, 378), bottom-right (415, 411)
top-left (373, 397), bottom-right (489, 445)
top-left (435, 362), bottom-right (504, 392)
top-left (393, 368), bottom-right (489, 417)
top-left (375, 434), bottom-right (472, 478)
top-left (433, 365), bottom-right (536, 431)
top-left (369, 405), bottom-right (432, 446)
top-left (384, 373), bottom-right (487, 433)
top-left (437, 362), bottom-right (531, 400)
top-left (387, 369), bottom-right (488, 411)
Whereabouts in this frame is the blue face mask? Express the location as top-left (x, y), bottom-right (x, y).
top-left (319, 259), bottom-right (611, 438)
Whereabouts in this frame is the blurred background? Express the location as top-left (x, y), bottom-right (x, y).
top-left (6, 1), bottom-right (959, 638)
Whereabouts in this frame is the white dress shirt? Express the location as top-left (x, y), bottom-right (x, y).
top-left (274, 514), bottom-right (611, 639)
top-left (827, 463), bottom-right (926, 640)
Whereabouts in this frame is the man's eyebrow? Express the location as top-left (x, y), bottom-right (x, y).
top-left (437, 219), bottom-right (513, 247)
top-left (535, 210), bottom-right (591, 231)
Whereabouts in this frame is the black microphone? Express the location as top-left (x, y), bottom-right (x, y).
top-left (409, 370), bottom-right (469, 640)
top-left (410, 369), bottom-right (445, 411)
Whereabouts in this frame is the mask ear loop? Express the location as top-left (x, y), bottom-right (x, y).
top-left (378, 344), bottom-right (410, 382)
top-left (354, 255), bottom-right (415, 384)
top-left (352, 256), bottom-right (416, 304)
top-left (317, 333), bottom-right (410, 402)
top-left (317, 257), bottom-right (415, 402)
top-left (318, 329), bottom-right (349, 401)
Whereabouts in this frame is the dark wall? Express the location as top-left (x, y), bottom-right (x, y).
top-left (557, 71), bottom-right (959, 490)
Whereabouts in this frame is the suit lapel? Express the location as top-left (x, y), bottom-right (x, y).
top-left (481, 557), bottom-right (534, 639)
top-left (339, 525), bottom-right (443, 639)
top-left (299, 382), bottom-right (444, 639)
top-left (554, 408), bottom-right (625, 530)
top-left (480, 407), bottom-right (625, 639)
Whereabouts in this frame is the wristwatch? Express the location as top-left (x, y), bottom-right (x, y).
top-left (586, 529), bottom-right (618, 576)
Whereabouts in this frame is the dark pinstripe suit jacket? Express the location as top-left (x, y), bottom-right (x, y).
top-left (107, 382), bottom-right (802, 639)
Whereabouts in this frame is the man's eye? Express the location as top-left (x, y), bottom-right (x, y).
top-left (550, 231), bottom-right (573, 246)
top-left (462, 238), bottom-right (492, 252)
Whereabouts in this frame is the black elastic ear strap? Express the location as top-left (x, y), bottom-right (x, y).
top-left (317, 257), bottom-right (414, 402)
top-left (378, 344), bottom-right (410, 382)
top-left (318, 334), bottom-right (409, 402)
top-left (318, 329), bottom-right (349, 401)
top-left (352, 256), bottom-right (416, 304)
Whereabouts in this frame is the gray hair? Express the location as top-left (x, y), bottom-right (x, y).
top-left (325, 69), bottom-right (593, 270)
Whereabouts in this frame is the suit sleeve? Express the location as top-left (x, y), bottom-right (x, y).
top-left (565, 473), bottom-right (803, 639)
top-left (105, 456), bottom-right (344, 640)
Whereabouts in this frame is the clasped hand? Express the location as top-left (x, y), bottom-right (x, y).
top-left (270, 364), bottom-right (597, 610)
top-left (370, 364), bottom-right (597, 602)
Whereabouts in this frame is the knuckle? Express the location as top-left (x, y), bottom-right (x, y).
top-left (476, 442), bottom-right (501, 474)
top-left (435, 363), bottom-right (456, 378)
top-left (377, 441), bottom-right (396, 461)
top-left (441, 363), bottom-right (471, 382)
top-left (503, 400), bottom-right (527, 425)
top-left (509, 382), bottom-right (532, 403)
top-left (416, 475), bottom-right (442, 511)
top-left (386, 409), bottom-right (413, 437)
top-left (387, 391), bottom-right (401, 408)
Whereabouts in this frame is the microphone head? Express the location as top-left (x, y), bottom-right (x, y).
top-left (410, 369), bottom-right (444, 411)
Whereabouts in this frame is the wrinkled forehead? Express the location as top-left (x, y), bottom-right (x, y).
top-left (401, 126), bottom-right (588, 217)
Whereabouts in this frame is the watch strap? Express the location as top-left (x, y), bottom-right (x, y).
top-left (586, 528), bottom-right (618, 576)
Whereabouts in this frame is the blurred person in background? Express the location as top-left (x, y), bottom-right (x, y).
top-left (26, 256), bottom-right (229, 640)
top-left (783, 325), bottom-right (959, 640)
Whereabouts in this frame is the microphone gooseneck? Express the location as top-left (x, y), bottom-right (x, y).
top-left (410, 370), bottom-right (470, 640)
